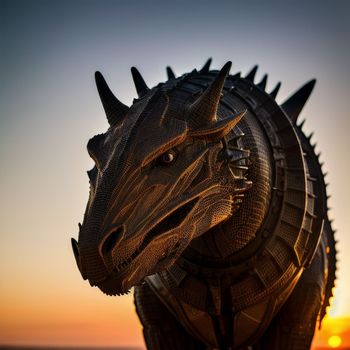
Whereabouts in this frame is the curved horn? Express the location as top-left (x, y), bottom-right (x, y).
top-left (166, 66), bottom-right (176, 80)
top-left (186, 61), bottom-right (232, 128)
top-left (95, 72), bottom-right (130, 126)
top-left (200, 58), bottom-right (212, 73)
top-left (281, 79), bottom-right (316, 123)
top-left (131, 67), bottom-right (150, 97)
top-left (189, 110), bottom-right (246, 139)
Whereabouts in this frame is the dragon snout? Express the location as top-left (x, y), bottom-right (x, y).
top-left (71, 225), bottom-right (126, 284)
top-left (71, 236), bottom-right (109, 283)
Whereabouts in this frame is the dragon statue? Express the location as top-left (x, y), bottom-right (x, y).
top-left (71, 59), bottom-right (337, 350)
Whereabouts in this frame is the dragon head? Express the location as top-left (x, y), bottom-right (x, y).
top-left (71, 61), bottom-right (252, 295)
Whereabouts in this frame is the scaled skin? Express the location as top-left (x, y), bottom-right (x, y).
top-left (71, 60), bottom-right (336, 349)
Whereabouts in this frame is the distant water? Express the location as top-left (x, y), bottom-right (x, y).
top-left (4, 344), bottom-right (348, 350)
top-left (1, 346), bottom-right (350, 350)
top-left (0, 347), bottom-right (143, 350)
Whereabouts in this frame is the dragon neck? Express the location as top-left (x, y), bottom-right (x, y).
top-left (182, 110), bottom-right (273, 264)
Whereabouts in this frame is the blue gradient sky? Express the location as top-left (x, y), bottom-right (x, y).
top-left (1, 0), bottom-right (349, 346)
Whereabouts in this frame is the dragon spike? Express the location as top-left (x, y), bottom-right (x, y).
top-left (186, 61), bottom-right (232, 128)
top-left (245, 65), bottom-right (258, 82)
top-left (270, 82), bottom-right (281, 99)
top-left (200, 58), bottom-right (212, 73)
top-left (95, 72), bottom-right (130, 126)
top-left (298, 119), bottom-right (306, 129)
top-left (257, 74), bottom-right (268, 90)
top-left (166, 66), bottom-right (176, 80)
top-left (131, 66), bottom-right (150, 97)
top-left (232, 72), bottom-right (241, 79)
top-left (281, 79), bottom-right (316, 123)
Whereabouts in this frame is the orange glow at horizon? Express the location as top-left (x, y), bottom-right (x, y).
top-left (312, 315), bottom-right (350, 349)
top-left (1, 282), bottom-right (349, 349)
top-left (0, 279), bottom-right (144, 347)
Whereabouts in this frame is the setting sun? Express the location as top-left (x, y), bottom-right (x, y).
top-left (328, 335), bottom-right (342, 348)
top-left (312, 315), bottom-right (350, 349)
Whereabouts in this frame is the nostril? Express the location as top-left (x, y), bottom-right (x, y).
top-left (102, 226), bottom-right (125, 256)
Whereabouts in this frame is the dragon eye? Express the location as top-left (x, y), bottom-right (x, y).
top-left (159, 149), bottom-right (177, 165)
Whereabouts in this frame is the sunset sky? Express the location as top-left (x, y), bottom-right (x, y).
top-left (1, 0), bottom-right (350, 348)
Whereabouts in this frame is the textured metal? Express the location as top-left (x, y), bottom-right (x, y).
top-left (72, 60), bottom-right (337, 350)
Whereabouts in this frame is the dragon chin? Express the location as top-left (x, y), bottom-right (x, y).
top-left (93, 268), bottom-right (133, 296)
top-left (97, 280), bottom-right (130, 297)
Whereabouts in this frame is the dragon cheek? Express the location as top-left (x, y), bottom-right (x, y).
top-left (123, 264), bottom-right (142, 290)
top-left (139, 235), bottom-right (180, 274)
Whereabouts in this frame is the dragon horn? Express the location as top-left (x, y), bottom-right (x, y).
top-left (199, 58), bottom-right (212, 73)
top-left (131, 66), bottom-right (150, 97)
top-left (270, 82), bottom-right (281, 99)
top-left (245, 65), bottom-right (258, 82)
top-left (166, 66), bottom-right (176, 80)
top-left (281, 79), bottom-right (316, 123)
top-left (186, 61), bottom-right (232, 128)
top-left (190, 110), bottom-right (246, 139)
top-left (95, 71), bottom-right (130, 126)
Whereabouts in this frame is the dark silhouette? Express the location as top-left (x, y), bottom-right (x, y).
top-left (71, 59), bottom-right (336, 349)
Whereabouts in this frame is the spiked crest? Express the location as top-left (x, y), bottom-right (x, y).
top-left (245, 65), bottom-right (258, 82)
top-left (257, 74), bottom-right (268, 90)
top-left (281, 79), bottom-right (316, 123)
top-left (270, 82), bottom-right (281, 99)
